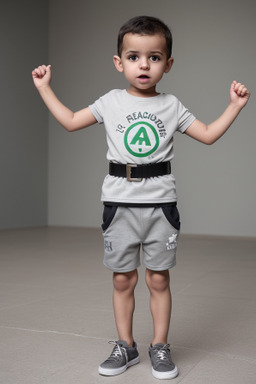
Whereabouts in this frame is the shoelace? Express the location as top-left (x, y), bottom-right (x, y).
top-left (155, 344), bottom-right (171, 361)
top-left (108, 341), bottom-right (128, 362)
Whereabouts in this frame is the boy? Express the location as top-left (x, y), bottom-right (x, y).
top-left (32, 16), bottom-right (250, 380)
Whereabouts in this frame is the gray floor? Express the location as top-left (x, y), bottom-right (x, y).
top-left (0, 227), bottom-right (256, 384)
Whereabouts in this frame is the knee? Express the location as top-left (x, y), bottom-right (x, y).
top-left (146, 270), bottom-right (170, 293)
top-left (113, 270), bottom-right (138, 293)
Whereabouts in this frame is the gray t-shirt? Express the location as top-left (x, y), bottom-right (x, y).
top-left (89, 89), bottom-right (196, 204)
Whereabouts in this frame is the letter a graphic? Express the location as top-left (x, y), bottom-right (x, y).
top-left (130, 127), bottom-right (151, 147)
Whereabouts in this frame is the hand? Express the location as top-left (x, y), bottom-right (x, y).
top-left (32, 65), bottom-right (52, 89)
top-left (230, 80), bottom-right (250, 109)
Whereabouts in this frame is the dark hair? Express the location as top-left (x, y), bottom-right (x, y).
top-left (117, 16), bottom-right (173, 58)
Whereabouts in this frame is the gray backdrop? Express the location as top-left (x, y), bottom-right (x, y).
top-left (1, 0), bottom-right (48, 229)
top-left (1, 0), bottom-right (255, 237)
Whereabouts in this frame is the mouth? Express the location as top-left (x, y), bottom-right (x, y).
top-left (137, 75), bottom-right (150, 84)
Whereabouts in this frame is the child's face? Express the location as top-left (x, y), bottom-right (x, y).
top-left (114, 33), bottom-right (173, 97)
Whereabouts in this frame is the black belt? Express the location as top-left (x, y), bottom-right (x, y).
top-left (109, 162), bottom-right (171, 182)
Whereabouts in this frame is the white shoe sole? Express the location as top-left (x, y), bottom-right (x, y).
top-left (98, 355), bottom-right (140, 376)
top-left (152, 365), bottom-right (179, 380)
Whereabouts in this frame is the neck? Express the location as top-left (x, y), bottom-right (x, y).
top-left (127, 86), bottom-right (159, 98)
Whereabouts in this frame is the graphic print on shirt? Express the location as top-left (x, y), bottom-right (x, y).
top-left (117, 111), bottom-right (167, 159)
top-left (124, 121), bottom-right (160, 157)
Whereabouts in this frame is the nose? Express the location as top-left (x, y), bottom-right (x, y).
top-left (139, 57), bottom-right (150, 70)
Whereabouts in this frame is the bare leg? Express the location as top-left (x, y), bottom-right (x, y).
top-left (145, 268), bottom-right (172, 345)
top-left (113, 270), bottom-right (138, 347)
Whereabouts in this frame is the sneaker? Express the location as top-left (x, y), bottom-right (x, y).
top-left (149, 343), bottom-right (178, 380)
top-left (98, 340), bottom-right (140, 376)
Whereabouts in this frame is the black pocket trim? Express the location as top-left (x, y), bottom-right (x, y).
top-left (162, 205), bottom-right (181, 230)
top-left (102, 205), bottom-right (118, 231)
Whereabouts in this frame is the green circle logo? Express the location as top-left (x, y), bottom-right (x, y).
top-left (124, 121), bottom-right (159, 157)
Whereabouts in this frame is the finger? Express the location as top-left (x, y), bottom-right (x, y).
top-left (230, 80), bottom-right (238, 93)
top-left (38, 66), bottom-right (46, 76)
top-left (46, 64), bottom-right (51, 73)
top-left (234, 82), bottom-right (242, 92)
top-left (32, 68), bottom-right (42, 77)
top-left (240, 86), bottom-right (249, 97)
top-left (237, 85), bottom-right (246, 96)
top-left (239, 86), bottom-right (247, 96)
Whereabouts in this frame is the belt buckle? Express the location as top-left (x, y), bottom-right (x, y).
top-left (126, 164), bottom-right (142, 182)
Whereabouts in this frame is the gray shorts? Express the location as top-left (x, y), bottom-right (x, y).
top-left (102, 205), bottom-right (180, 273)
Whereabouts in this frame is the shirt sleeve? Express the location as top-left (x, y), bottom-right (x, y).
top-left (88, 95), bottom-right (105, 124)
top-left (176, 99), bottom-right (196, 133)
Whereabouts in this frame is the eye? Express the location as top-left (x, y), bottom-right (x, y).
top-left (150, 55), bottom-right (161, 62)
top-left (128, 55), bottom-right (138, 61)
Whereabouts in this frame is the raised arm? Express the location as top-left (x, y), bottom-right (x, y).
top-left (185, 81), bottom-right (250, 145)
top-left (32, 65), bottom-right (97, 132)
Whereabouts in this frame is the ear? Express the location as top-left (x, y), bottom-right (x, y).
top-left (165, 57), bottom-right (174, 73)
top-left (113, 55), bottom-right (124, 73)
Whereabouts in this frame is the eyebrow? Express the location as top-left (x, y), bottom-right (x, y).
top-left (125, 50), bottom-right (164, 56)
